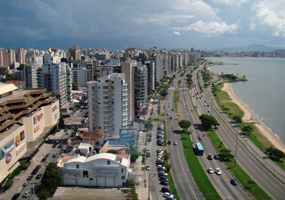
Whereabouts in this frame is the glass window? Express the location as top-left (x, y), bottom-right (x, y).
top-left (83, 171), bottom-right (88, 178)
top-left (121, 176), bottom-right (125, 180)
top-left (107, 160), bottom-right (111, 165)
top-left (76, 164), bottom-right (79, 169)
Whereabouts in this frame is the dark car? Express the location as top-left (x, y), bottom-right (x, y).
top-left (161, 187), bottom-right (172, 193)
top-left (52, 143), bottom-right (57, 148)
top-left (27, 175), bottom-right (33, 180)
top-left (31, 169), bottom-right (38, 175)
top-left (36, 165), bottom-right (41, 169)
top-left (207, 155), bottom-right (213, 160)
top-left (58, 144), bottom-right (62, 148)
top-left (167, 141), bottom-right (171, 144)
top-left (41, 158), bottom-right (47, 162)
top-left (230, 179), bottom-right (238, 186)
top-left (214, 155), bottom-right (220, 160)
top-left (36, 174), bottom-right (42, 179)
top-left (146, 153), bottom-right (150, 157)
top-left (159, 177), bottom-right (169, 182)
top-left (52, 153), bottom-right (57, 158)
top-left (160, 180), bottom-right (169, 186)
top-left (12, 193), bottom-right (21, 200)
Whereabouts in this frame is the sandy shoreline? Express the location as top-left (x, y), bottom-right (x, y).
top-left (222, 83), bottom-right (285, 153)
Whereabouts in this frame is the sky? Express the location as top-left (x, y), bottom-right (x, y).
top-left (0, 0), bottom-right (285, 51)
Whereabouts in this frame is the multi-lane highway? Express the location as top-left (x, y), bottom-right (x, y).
top-left (189, 63), bottom-right (285, 199)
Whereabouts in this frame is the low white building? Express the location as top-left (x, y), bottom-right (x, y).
top-left (59, 153), bottom-right (130, 187)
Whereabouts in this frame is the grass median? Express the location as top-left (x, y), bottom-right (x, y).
top-left (166, 161), bottom-right (181, 200)
top-left (173, 90), bottom-right (179, 113)
top-left (207, 129), bottom-right (272, 200)
top-left (181, 130), bottom-right (222, 200)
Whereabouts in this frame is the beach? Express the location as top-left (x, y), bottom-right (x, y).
top-left (222, 83), bottom-right (285, 153)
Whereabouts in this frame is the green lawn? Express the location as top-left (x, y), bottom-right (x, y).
top-left (159, 112), bottom-right (165, 116)
top-left (207, 129), bottom-right (272, 200)
top-left (181, 131), bottom-right (222, 200)
top-left (151, 118), bottom-right (165, 122)
top-left (173, 90), bottom-right (180, 113)
top-left (144, 134), bottom-right (149, 146)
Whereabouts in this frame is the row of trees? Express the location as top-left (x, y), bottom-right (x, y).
top-left (37, 163), bottom-right (62, 200)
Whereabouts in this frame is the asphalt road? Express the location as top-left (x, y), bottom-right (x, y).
top-left (177, 70), bottom-right (251, 200)
top-left (192, 64), bottom-right (285, 199)
top-left (163, 83), bottom-right (204, 200)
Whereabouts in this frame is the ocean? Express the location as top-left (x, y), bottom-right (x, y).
top-left (205, 57), bottom-right (285, 143)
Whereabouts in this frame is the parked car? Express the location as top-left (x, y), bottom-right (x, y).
top-left (146, 165), bottom-right (151, 171)
top-left (12, 193), bottom-right (20, 200)
top-left (27, 175), bottom-right (33, 180)
top-left (163, 192), bottom-right (174, 198)
top-left (160, 180), bottom-right (169, 186)
top-left (36, 174), bottom-right (42, 179)
top-left (207, 155), bottom-right (213, 160)
top-left (161, 187), bottom-right (172, 193)
top-left (22, 191), bottom-right (30, 198)
top-left (167, 141), bottom-right (171, 144)
top-left (31, 169), bottom-right (38, 175)
top-left (22, 181), bottom-right (29, 187)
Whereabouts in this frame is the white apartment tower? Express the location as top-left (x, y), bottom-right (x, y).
top-left (42, 62), bottom-right (67, 106)
top-left (88, 73), bottom-right (128, 137)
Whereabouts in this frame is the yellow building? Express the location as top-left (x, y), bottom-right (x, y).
top-left (0, 83), bottom-right (60, 185)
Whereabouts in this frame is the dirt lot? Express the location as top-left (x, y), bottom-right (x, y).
top-left (52, 187), bottom-right (132, 200)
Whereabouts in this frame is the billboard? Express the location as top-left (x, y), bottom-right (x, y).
top-left (34, 113), bottom-right (43, 124)
top-left (15, 131), bottom-right (25, 147)
top-left (61, 169), bottom-right (80, 179)
top-left (34, 126), bottom-right (40, 133)
top-left (94, 169), bottom-right (117, 178)
top-left (0, 139), bottom-right (14, 160)
top-left (119, 128), bottom-right (139, 140)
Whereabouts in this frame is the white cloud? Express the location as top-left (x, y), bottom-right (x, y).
top-left (133, 12), bottom-right (195, 26)
top-left (173, 31), bottom-right (180, 35)
top-left (174, 20), bottom-right (238, 37)
top-left (253, 1), bottom-right (285, 36)
top-left (250, 22), bottom-right (256, 30)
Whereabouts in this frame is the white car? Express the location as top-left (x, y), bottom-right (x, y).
top-left (208, 168), bottom-right (214, 174)
top-left (216, 168), bottom-right (222, 175)
top-left (173, 141), bottom-right (178, 145)
top-left (146, 165), bottom-right (151, 170)
top-left (163, 192), bottom-right (174, 198)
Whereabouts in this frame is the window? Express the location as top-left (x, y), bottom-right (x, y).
top-left (103, 96), bottom-right (108, 99)
top-left (98, 87), bottom-right (100, 89)
top-left (121, 176), bottom-right (125, 180)
top-left (107, 160), bottom-right (111, 165)
top-left (76, 164), bottom-right (79, 169)
top-left (83, 171), bottom-right (88, 178)
top-left (121, 168), bottom-right (126, 173)
top-left (103, 86), bottom-right (108, 89)
top-left (90, 178), bottom-right (93, 181)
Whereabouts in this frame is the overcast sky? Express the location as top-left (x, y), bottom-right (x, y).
top-left (1, 0), bottom-right (285, 51)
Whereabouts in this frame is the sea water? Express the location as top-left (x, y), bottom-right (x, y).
top-left (206, 57), bottom-right (285, 143)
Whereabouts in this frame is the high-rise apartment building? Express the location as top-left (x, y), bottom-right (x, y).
top-left (134, 65), bottom-right (148, 121)
top-left (24, 65), bottom-right (42, 88)
top-left (42, 62), bottom-right (68, 106)
top-left (69, 45), bottom-right (81, 60)
top-left (72, 67), bottom-right (90, 87)
top-left (121, 59), bottom-right (135, 123)
top-left (87, 73), bottom-right (128, 137)
top-left (144, 60), bottom-right (156, 94)
top-left (16, 48), bottom-right (26, 64)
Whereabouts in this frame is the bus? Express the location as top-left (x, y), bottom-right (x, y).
top-left (196, 142), bottom-right (204, 156)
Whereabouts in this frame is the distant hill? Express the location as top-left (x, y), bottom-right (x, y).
top-left (216, 44), bottom-right (285, 52)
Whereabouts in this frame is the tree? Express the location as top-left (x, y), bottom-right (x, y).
top-left (162, 150), bottom-right (170, 161)
top-left (165, 163), bottom-right (172, 172)
top-left (242, 125), bottom-right (253, 136)
top-left (37, 188), bottom-right (51, 200)
top-left (142, 148), bottom-right (148, 154)
top-left (178, 120), bottom-right (192, 129)
top-left (41, 163), bottom-right (62, 193)
top-left (219, 149), bottom-right (234, 161)
top-left (0, 67), bottom-right (7, 75)
top-left (273, 149), bottom-right (285, 159)
top-left (233, 115), bottom-right (242, 124)
top-left (71, 82), bottom-right (79, 90)
top-left (159, 90), bottom-right (168, 97)
top-left (93, 73), bottom-right (97, 81)
top-left (199, 114), bottom-right (219, 130)
top-left (126, 147), bottom-right (140, 163)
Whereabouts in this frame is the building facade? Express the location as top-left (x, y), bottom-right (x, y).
top-left (87, 73), bottom-right (128, 137)
top-left (0, 84), bottom-right (59, 185)
top-left (58, 153), bottom-right (130, 188)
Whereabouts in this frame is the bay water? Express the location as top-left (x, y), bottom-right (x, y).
top-left (205, 57), bottom-right (285, 143)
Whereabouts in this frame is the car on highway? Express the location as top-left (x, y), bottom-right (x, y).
top-left (161, 187), bottom-right (172, 193)
top-left (163, 192), bottom-right (174, 198)
top-left (216, 168), bottom-right (222, 175)
top-left (173, 141), bottom-right (177, 145)
top-left (36, 174), bottom-right (43, 179)
top-left (207, 155), bottom-right (213, 160)
top-left (12, 193), bottom-right (21, 200)
top-left (208, 168), bottom-right (214, 174)
top-left (230, 179), bottom-right (238, 186)
top-left (198, 136), bottom-right (202, 140)
top-left (214, 155), bottom-right (220, 160)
